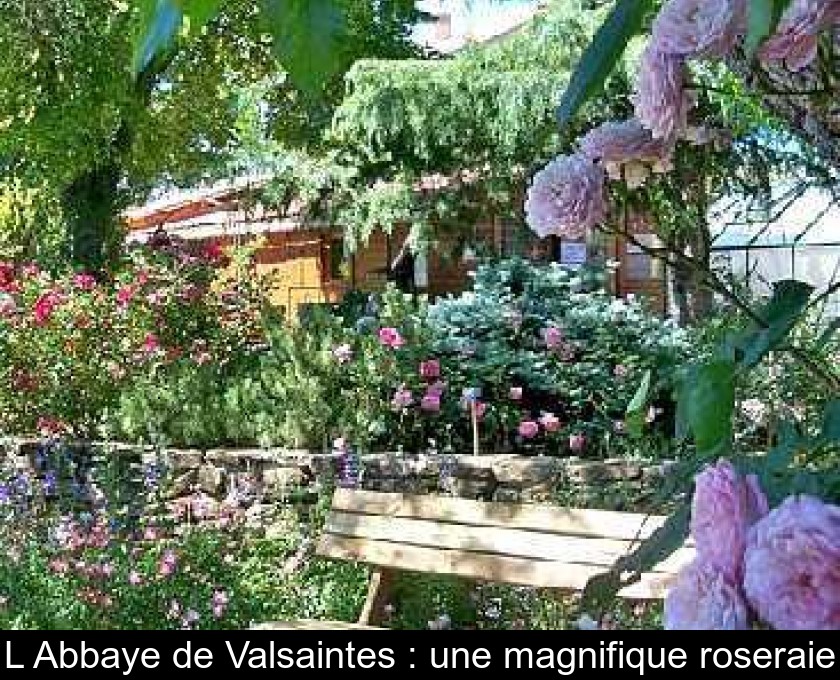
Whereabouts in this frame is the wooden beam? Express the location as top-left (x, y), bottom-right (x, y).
top-left (358, 569), bottom-right (396, 627)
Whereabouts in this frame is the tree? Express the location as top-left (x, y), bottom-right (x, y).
top-left (0, 0), bottom-right (422, 271)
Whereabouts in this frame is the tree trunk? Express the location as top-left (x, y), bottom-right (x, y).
top-left (62, 158), bottom-right (122, 273)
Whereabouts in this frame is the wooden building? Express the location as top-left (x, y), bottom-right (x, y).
top-left (123, 178), bottom-right (667, 318)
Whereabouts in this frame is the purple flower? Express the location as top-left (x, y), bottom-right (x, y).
top-left (579, 119), bottom-right (672, 177)
top-left (759, 0), bottom-right (840, 71)
top-left (743, 495), bottom-right (840, 630)
top-left (664, 559), bottom-right (750, 630)
top-left (543, 326), bottom-right (564, 350)
top-left (524, 154), bottom-right (606, 240)
top-left (634, 46), bottom-right (691, 141)
top-left (421, 393), bottom-right (441, 412)
top-left (419, 359), bottom-right (441, 379)
top-left (652, 0), bottom-right (746, 58)
top-left (158, 550), bottom-right (178, 577)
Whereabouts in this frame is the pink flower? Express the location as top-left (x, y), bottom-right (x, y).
top-left (128, 571), bottom-right (144, 586)
top-left (419, 359), bottom-right (441, 379)
top-left (743, 495), bottom-right (840, 630)
top-left (0, 262), bottom-right (15, 291)
top-left (158, 550), bottom-right (177, 577)
top-left (472, 401), bottom-right (487, 420)
top-left (378, 327), bottom-right (405, 349)
top-left (539, 412), bottom-right (561, 433)
top-left (613, 364), bottom-right (629, 378)
top-left (664, 559), bottom-right (750, 630)
top-left (33, 291), bottom-right (63, 326)
top-left (392, 387), bottom-right (414, 409)
top-left (518, 420), bottom-right (540, 439)
top-left (569, 433), bottom-right (586, 452)
top-left (116, 285), bottom-right (137, 307)
top-left (691, 460), bottom-right (769, 579)
top-left (421, 393), bottom-right (441, 412)
top-left (579, 119), bottom-right (672, 171)
top-left (332, 343), bottom-right (353, 364)
top-left (212, 589), bottom-right (229, 618)
top-left (524, 154), bottom-right (606, 240)
top-left (634, 46), bottom-right (691, 141)
top-left (509, 386), bottom-right (523, 401)
top-left (652, 0), bottom-right (746, 58)
top-left (759, 0), bottom-right (840, 71)
top-left (72, 273), bottom-right (97, 291)
top-left (427, 381), bottom-right (446, 398)
top-left (142, 333), bottom-right (161, 355)
top-left (38, 416), bottom-right (67, 438)
top-left (543, 326), bottom-right (563, 349)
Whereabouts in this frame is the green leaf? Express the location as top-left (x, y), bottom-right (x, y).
top-left (679, 359), bottom-right (736, 457)
top-left (735, 279), bottom-right (813, 368)
top-left (262, 0), bottom-right (346, 94)
top-left (816, 317), bottom-right (840, 348)
top-left (625, 369), bottom-right (652, 438)
top-left (133, 0), bottom-right (183, 75)
top-left (182, 0), bottom-right (223, 32)
top-left (745, 0), bottom-right (795, 58)
top-left (556, 0), bottom-right (653, 127)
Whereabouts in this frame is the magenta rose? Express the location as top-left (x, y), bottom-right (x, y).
top-left (419, 359), bottom-right (441, 379)
top-left (378, 327), bottom-right (405, 349)
top-left (664, 559), bottom-right (750, 630)
top-left (691, 460), bottom-right (769, 580)
top-left (421, 393), bottom-right (441, 412)
top-left (743, 495), bottom-right (840, 630)
top-left (524, 154), bottom-right (606, 240)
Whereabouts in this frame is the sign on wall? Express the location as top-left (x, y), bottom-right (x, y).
top-left (560, 241), bottom-right (587, 267)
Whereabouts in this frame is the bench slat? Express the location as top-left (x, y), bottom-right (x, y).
top-left (317, 534), bottom-right (682, 599)
top-left (330, 489), bottom-right (668, 541)
top-left (324, 511), bottom-right (637, 567)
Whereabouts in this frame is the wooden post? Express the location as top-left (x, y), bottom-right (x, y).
top-left (357, 568), bottom-right (395, 626)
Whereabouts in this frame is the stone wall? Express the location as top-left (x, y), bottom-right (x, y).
top-left (1, 439), bottom-right (674, 523)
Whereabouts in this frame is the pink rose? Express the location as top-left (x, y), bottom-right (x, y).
top-left (524, 154), bottom-right (606, 240)
top-left (427, 381), bottom-right (446, 398)
top-left (378, 327), bottom-right (405, 349)
top-left (579, 119), bottom-right (672, 179)
top-left (142, 333), bottom-right (161, 355)
top-left (569, 433), bottom-right (586, 452)
top-left (419, 359), bottom-right (441, 379)
top-left (509, 386), bottom-right (523, 401)
top-left (652, 0), bottom-right (746, 58)
top-left (539, 412), bottom-right (561, 433)
top-left (33, 291), bottom-right (63, 326)
top-left (759, 0), bottom-right (840, 71)
top-left (691, 460), bottom-right (769, 579)
top-left (392, 387), bottom-right (413, 409)
top-left (473, 401), bottom-right (487, 420)
top-left (743, 495), bottom-right (840, 630)
top-left (664, 559), bottom-right (750, 630)
top-left (543, 326), bottom-right (563, 349)
top-left (634, 46), bottom-right (691, 141)
top-left (72, 273), bottom-right (97, 291)
top-left (613, 364), bottom-right (629, 378)
top-left (518, 420), bottom-right (540, 439)
top-left (421, 393), bottom-right (441, 412)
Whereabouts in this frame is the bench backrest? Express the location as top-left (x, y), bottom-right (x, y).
top-left (317, 489), bottom-right (694, 599)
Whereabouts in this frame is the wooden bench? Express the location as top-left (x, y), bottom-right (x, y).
top-left (253, 488), bottom-right (694, 630)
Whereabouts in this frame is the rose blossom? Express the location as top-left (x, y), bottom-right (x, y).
top-left (378, 327), bottom-right (405, 349)
top-left (759, 0), bottom-right (840, 71)
top-left (142, 333), bottom-right (161, 355)
top-left (518, 420), bottom-right (540, 439)
top-left (72, 273), bottom-right (97, 291)
top-left (509, 386), bottom-right (523, 401)
top-left (419, 359), bottom-right (441, 379)
top-left (421, 393), bottom-right (441, 412)
top-left (579, 119), bottom-right (672, 183)
top-left (569, 433), bottom-right (586, 452)
top-left (743, 495), bottom-right (840, 630)
top-left (543, 326), bottom-right (563, 349)
top-left (634, 46), bottom-right (691, 141)
top-left (427, 381), bottom-right (446, 398)
top-left (524, 154), bottom-right (606, 240)
top-left (539, 412), bottom-right (561, 433)
top-left (691, 459), bottom-right (769, 579)
top-left (392, 387), bottom-right (414, 409)
top-left (33, 291), bottom-right (63, 326)
top-left (664, 559), bottom-right (750, 630)
top-left (651, 0), bottom-right (746, 58)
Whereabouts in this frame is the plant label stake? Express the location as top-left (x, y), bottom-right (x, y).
top-left (471, 401), bottom-right (480, 457)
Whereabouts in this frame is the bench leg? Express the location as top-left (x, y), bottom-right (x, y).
top-left (358, 568), bottom-right (395, 626)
